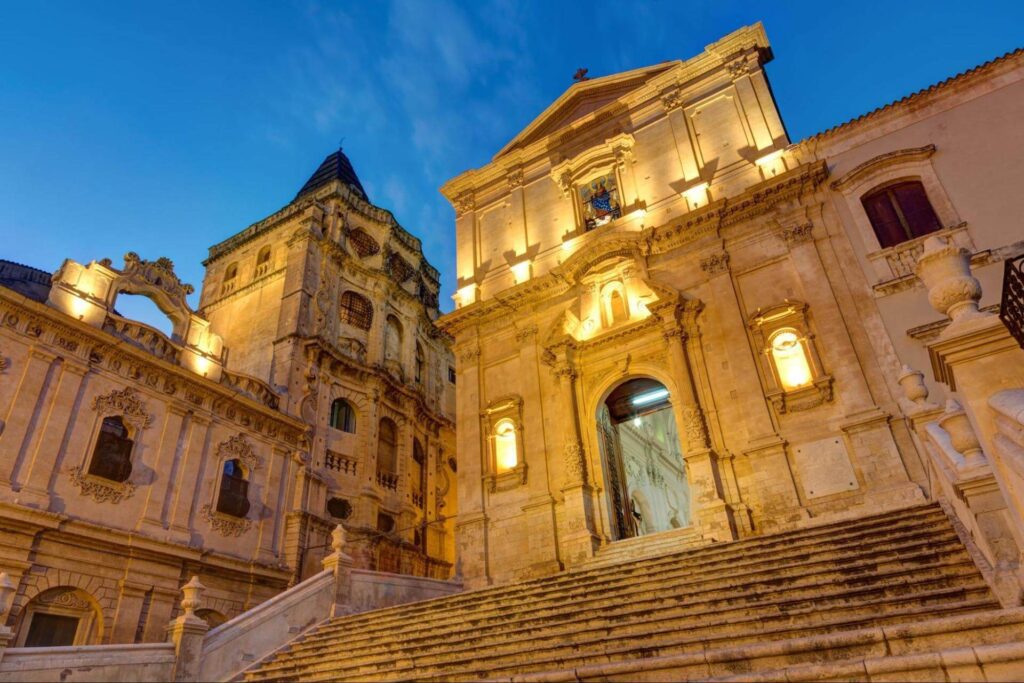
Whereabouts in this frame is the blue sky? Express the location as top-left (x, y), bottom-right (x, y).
top-left (1, 1), bottom-right (1021, 326)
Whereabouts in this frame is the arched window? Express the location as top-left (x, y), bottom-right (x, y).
top-left (769, 329), bottom-right (813, 390)
top-left (221, 262), bottom-right (238, 295)
top-left (377, 418), bottom-right (398, 474)
top-left (254, 246), bottom-right (272, 278)
top-left (609, 290), bottom-right (628, 323)
top-left (600, 282), bottom-right (629, 328)
top-left (216, 459), bottom-right (250, 518)
top-left (339, 291), bottom-right (373, 330)
top-left (384, 315), bottom-right (403, 363)
top-left (861, 180), bottom-right (941, 248)
top-left (494, 418), bottom-right (518, 472)
top-left (348, 228), bottom-right (380, 258)
top-left (415, 342), bottom-right (425, 384)
top-left (329, 398), bottom-right (356, 433)
top-left (88, 416), bottom-right (134, 482)
top-left (411, 438), bottom-right (426, 507)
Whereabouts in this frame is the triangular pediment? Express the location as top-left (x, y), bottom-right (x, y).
top-left (494, 62), bottom-right (678, 160)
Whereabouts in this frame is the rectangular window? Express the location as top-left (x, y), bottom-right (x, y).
top-left (448, 367), bottom-right (456, 384)
top-left (24, 613), bottom-right (80, 647)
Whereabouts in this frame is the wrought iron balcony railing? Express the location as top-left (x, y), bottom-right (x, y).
top-left (1000, 254), bottom-right (1024, 350)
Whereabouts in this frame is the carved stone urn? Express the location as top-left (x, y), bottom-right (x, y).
top-left (915, 235), bottom-right (988, 335)
top-left (938, 399), bottom-right (986, 470)
top-left (897, 364), bottom-right (929, 404)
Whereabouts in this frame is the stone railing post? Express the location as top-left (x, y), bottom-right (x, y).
top-left (166, 576), bottom-right (209, 682)
top-left (321, 524), bottom-right (355, 618)
top-left (939, 399), bottom-right (987, 470)
top-left (0, 572), bottom-right (15, 658)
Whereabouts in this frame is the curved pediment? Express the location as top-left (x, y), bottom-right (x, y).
top-left (553, 231), bottom-right (646, 286)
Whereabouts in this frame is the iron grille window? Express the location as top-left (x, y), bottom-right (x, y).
top-left (861, 181), bottom-right (941, 248)
top-left (216, 459), bottom-right (250, 518)
top-left (339, 291), bottom-right (373, 330)
top-left (388, 253), bottom-right (415, 283)
top-left (88, 416), bottom-right (134, 482)
top-left (348, 229), bottom-right (380, 258)
top-left (329, 398), bottom-right (356, 433)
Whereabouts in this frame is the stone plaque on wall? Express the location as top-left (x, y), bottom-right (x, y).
top-left (793, 437), bottom-right (859, 499)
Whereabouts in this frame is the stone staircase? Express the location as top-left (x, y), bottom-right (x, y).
top-left (582, 524), bottom-right (702, 568)
top-left (243, 503), bottom-right (1024, 682)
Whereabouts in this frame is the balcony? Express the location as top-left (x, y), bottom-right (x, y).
top-left (376, 470), bottom-right (399, 491)
top-left (325, 450), bottom-right (357, 475)
top-left (1000, 254), bottom-right (1024, 349)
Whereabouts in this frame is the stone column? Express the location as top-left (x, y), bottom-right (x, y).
top-left (168, 414), bottom-right (213, 543)
top-left (111, 580), bottom-right (149, 644)
top-left (551, 346), bottom-right (600, 567)
top-left (138, 405), bottom-right (189, 535)
top-left (659, 312), bottom-right (736, 542)
top-left (166, 577), bottom-right (209, 682)
top-left (0, 348), bottom-right (58, 489)
top-left (17, 360), bottom-right (91, 507)
top-left (516, 325), bottom-right (561, 578)
top-left (454, 342), bottom-right (490, 588)
top-left (0, 572), bottom-right (15, 657)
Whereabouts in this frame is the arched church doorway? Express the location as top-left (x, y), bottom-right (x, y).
top-left (597, 377), bottom-right (692, 540)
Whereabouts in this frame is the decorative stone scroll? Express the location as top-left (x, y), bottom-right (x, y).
top-left (121, 252), bottom-right (195, 308)
top-left (700, 252), bottom-right (730, 277)
top-left (217, 434), bottom-right (260, 472)
top-left (563, 440), bottom-right (587, 486)
top-left (779, 223), bottom-right (814, 246)
top-left (68, 466), bottom-right (136, 504)
top-left (200, 504), bottom-right (252, 537)
top-left (92, 387), bottom-right (153, 430)
top-left (453, 193), bottom-right (476, 216)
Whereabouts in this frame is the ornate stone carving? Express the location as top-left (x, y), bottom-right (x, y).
top-left (507, 169), bottom-right (524, 191)
top-left (700, 252), bottom-right (730, 277)
top-left (453, 192), bottom-right (475, 216)
top-left (727, 59), bottom-right (754, 78)
top-left (514, 325), bottom-right (538, 343)
top-left (458, 346), bottom-right (481, 364)
top-left (68, 466), bottom-right (136, 503)
top-left (36, 587), bottom-right (91, 610)
top-left (660, 88), bottom-right (684, 111)
top-left (563, 440), bottom-right (587, 485)
top-left (217, 433), bottom-right (260, 471)
top-left (92, 387), bottom-right (152, 430)
top-left (121, 252), bottom-right (195, 310)
top-left (779, 223), bottom-right (814, 246)
top-left (200, 504), bottom-right (252, 537)
top-left (551, 169), bottom-right (574, 199)
top-left (916, 235), bottom-right (990, 332)
top-left (680, 405), bottom-right (709, 450)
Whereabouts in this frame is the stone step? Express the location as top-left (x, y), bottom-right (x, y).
top-left (289, 526), bottom-right (967, 645)
top-left (276, 548), bottom-right (979, 664)
top-left (242, 503), bottom-right (1000, 683)
top-left (276, 596), bottom-right (998, 683)
top-left (309, 504), bottom-right (949, 630)
top-left (504, 608), bottom-right (1024, 682)
top-left (253, 573), bottom-right (994, 683)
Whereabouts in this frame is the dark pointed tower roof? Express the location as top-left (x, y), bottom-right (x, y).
top-left (295, 149), bottom-right (368, 201)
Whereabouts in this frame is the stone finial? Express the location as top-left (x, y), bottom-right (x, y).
top-left (897, 365), bottom-right (929, 404)
top-left (915, 235), bottom-right (989, 333)
top-left (331, 524), bottom-right (347, 554)
top-left (179, 576), bottom-right (205, 620)
top-left (0, 569), bottom-right (13, 638)
top-left (938, 399), bottom-right (986, 469)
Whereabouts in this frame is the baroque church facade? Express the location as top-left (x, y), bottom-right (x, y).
top-left (0, 151), bottom-right (455, 647)
top-left (439, 23), bottom-right (1024, 588)
top-left (1, 20), bottom-right (1024, 681)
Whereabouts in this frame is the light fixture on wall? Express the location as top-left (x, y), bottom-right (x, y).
top-left (770, 330), bottom-right (813, 389)
top-left (511, 261), bottom-right (531, 284)
top-left (681, 182), bottom-right (709, 210)
top-left (631, 387), bottom-right (669, 407)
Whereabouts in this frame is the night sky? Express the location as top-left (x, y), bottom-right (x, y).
top-left (1, 1), bottom-right (1020, 328)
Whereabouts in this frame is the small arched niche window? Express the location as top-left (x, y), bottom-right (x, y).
top-left (384, 315), bottom-right (403, 363)
top-left (330, 398), bottom-right (356, 433)
top-left (339, 291), bottom-right (373, 330)
top-left (377, 418), bottom-right (398, 474)
top-left (216, 459), bottom-right (250, 518)
top-left (769, 329), bottom-right (813, 390)
top-left (414, 342), bottom-right (425, 384)
top-left (494, 418), bottom-right (519, 472)
top-left (88, 416), bottom-right (134, 482)
top-left (600, 281), bottom-right (629, 328)
top-left (254, 246), bottom-right (272, 278)
top-left (861, 180), bottom-right (942, 248)
top-left (221, 262), bottom-right (239, 295)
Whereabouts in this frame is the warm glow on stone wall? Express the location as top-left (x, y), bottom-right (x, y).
top-left (494, 419), bottom-right (518, 471)
top-left (511, 261), bottom-right (531, 284)
top-left (771, 330), bottom-right (812, 389)
top-left (682, 183), bottom-right (710, 210)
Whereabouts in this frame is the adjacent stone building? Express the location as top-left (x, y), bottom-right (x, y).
top-left (0, 151), bottom-right (455, 648)
top-left (438, 24), bottom-right (1024, 588)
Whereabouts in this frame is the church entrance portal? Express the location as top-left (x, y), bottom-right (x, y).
top-left (597, 377), bottom-right (692, 540)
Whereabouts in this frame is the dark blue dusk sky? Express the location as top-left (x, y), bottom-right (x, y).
top-left (1, 1), bottom-right (1021, 326)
